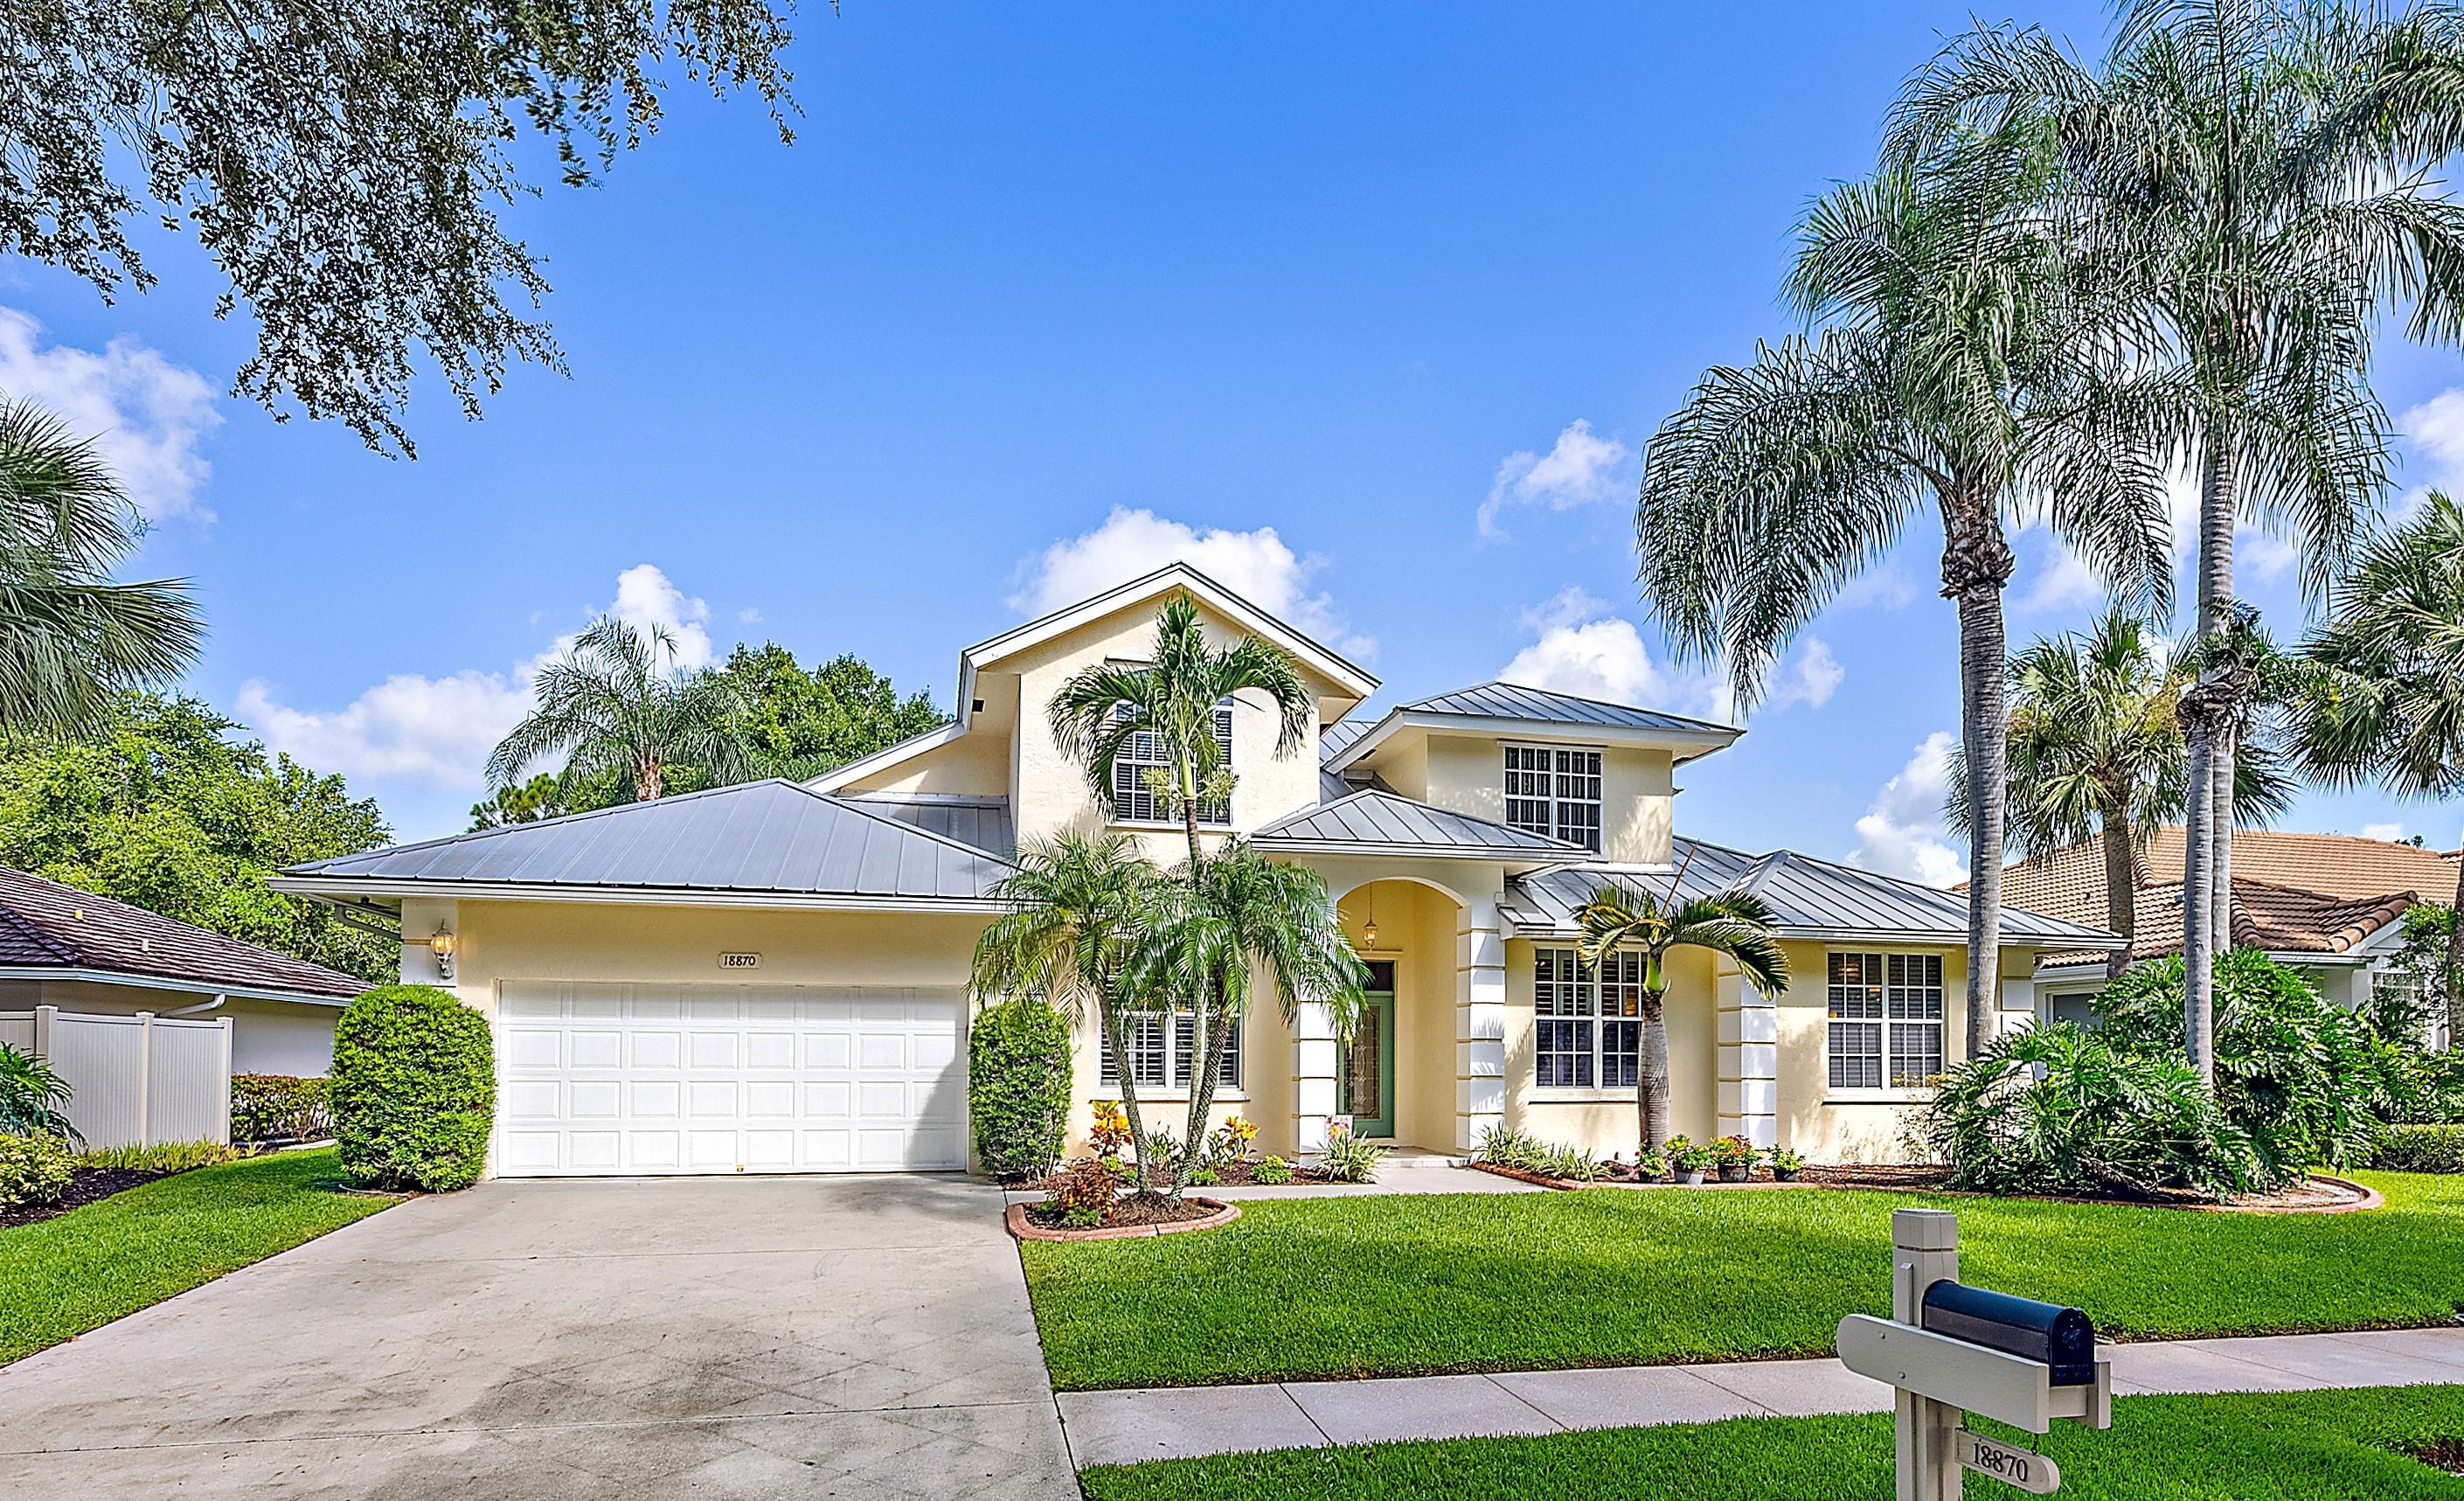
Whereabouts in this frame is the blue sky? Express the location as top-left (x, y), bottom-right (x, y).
top-left (4, 1), bottom-right (2462, 869)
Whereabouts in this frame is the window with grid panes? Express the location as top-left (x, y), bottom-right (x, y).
top-left (1828, 951), bottom-right (1945, 1089)
top-left (1110, 698), bottom-right (1233, 823)
top-left (1534, 947), bottom-right (1642, 1088)
top-left (1503, 746), bottom-right (1603, 851)
top-left (1099, 1011), bottom-right (1241, 1089)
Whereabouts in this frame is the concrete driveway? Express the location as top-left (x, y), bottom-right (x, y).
top-left (0, 1175), bottom-right (1076, 1499)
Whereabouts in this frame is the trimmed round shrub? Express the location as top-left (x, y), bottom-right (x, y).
top-left (968, 1000), bottom-right (1072, 1179)
top-left (0, 1131), bottom-right (76, 1212)
top-left (330, 985), bottom-right (495, 1192)
top-left (2374, 1122), bottom-right (2464, 1174)
top-left (232, 1074), bottom-right (333, 1143)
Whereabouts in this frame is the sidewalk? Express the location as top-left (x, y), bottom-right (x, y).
top-left (1057, 1325), bottom-right (2464, 1470)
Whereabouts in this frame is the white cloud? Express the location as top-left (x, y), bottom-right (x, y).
top-left (2397, 388), bottom-right (2464, 521)
top-left (1478, 420), bottom-right (1633, 539)
top-left (1833, 564), bottom-right (1919, 611)
top-left (1496, 587), bottom-right (1841, 725)
top-left (1844, 731), bottom-right (1967, 887)
top-left (737, 606), bottom-right (764, 625)
top-left (2363, 821), bottom-right (2409, 844)
top-left (0, 306), bottom-right (219, 521)
top-left (1010, 507), bottom-right (1374, 661)
top-left (239, 564), bottom-right (724, 793)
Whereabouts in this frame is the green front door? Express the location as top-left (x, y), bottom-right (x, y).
top-left (1343, 960), bottom-right (1396, 1138)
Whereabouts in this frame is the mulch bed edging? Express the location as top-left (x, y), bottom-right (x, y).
top-left (0, 1164), bottom-right (173, 1230)
top-left (1006, 1197), bottom-right (1241, 1242)
top-left (1470, 1160), bottom-right (1809, 1192)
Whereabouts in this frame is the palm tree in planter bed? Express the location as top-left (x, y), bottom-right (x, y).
top-left (970, 833), bottom-right (1167, 1187)
top-left (1126, 840), bottom-right (1365, 1197)
top-left (1573, 880), bottom-right (1789, 1156)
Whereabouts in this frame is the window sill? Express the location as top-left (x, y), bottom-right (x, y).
top-left (1527, 1091), bottom-right (1634, 1105)
top-left (1823, 1090), bottom-right (1933, 1107)
top-left (1093, 1090), bottom-right (1249, 1105)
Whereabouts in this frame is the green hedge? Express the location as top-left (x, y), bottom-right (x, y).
top-left (2373, 1122), bottom-right (2464, 1174)
top-left (232, 1074), bottom-right (332, 1143)
top-left (330, 986), bottom-right (495, 1192)
top-left (968, 1000), bottom-right (1072, 1180)
top-left (0, 1132), bottom-right (75, 1212)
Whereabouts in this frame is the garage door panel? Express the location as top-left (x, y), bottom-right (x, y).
top-left (496, 982), bottom-right (965, 1177)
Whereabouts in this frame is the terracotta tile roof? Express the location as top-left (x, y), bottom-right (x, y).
top-left (0, 865), bottom-right (364, 1000)
top-left (1992, 827), bottom-right (2452, 967)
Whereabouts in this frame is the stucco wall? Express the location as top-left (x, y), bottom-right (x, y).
top-left (1408, 735), bottom-right (1674, 864)
top-left (1329, 878), bottom-right (1457, 1152)
top-left (1501, 936), bottom-right (1718, 1162)
top-left (839, 723), bottom-right (1012, 797)
top-left (1773, 939), bottom-right (1982, 1164)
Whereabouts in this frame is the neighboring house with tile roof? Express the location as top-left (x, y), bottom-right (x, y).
top-left (277, 564), bottom-right (2115, 1178)
top-left (0, 865), bottom-right (367, 1074)
top-left (1992, 827), bottom-right (2458, 1038)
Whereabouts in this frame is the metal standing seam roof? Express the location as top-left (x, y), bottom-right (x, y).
top-left (1253, 789), bottom-right (1588, 857)
top-left (282, 780), bottom-right (1017, 903)
top-left (842, 795), bottom-right (1016, 860)
top-left (1400, 680), bottom-right (1739, 736)
top-left (1502, 837), bottom-right (2120, 947)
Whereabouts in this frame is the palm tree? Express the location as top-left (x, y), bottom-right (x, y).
top-left (1965, 608), bottom-right (2292, 977)
top-left (1125, 840), bottom-right (1364, 1194)
top-left (0, 399), bottom-right (203, 739)
top-left (1640, 162), bottom-right (2171, 1067)
top-left (488, 615), bottom-right (751, 802)
top-left (970, 833), bottom-right (1167, 1186)
top-left (2296, 492), bottom-right (2464, 1050)
top-left (1047, 594), bottom-right (1317, 1088)
top-left (1889, 1), bottom-right (2464, 1076)
top-left (1572, 879), bottom-right (1789, 1155)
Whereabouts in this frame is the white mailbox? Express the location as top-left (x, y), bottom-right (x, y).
top-left (1837, 1209), bottom-right (2112, 1498)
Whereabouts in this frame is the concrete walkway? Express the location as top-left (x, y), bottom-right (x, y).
top-left (1058, 1325), bottom-right (2464, 1469)
top-left (0, 1175), bottom-right (1076, 1500)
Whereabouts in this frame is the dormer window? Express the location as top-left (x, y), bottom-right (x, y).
top-left (1112, 698), bottom-right (1235, 824)
top-left (1504, 744), bottom-right (1601, 851)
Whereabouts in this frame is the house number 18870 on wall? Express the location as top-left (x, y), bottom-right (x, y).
top-left (718, 952), bottom-right (760, 970)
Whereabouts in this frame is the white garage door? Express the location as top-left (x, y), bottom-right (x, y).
top-left (494, 982), bottom-right (965, 1177)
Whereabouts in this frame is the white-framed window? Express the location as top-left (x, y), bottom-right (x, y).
top-left (1504, 745), bottom-right (1603, 851)
top-left (1100, 1011), bottom-right (1242, 1090)
top-left (1827, 951), bottom-right (1944, 1089)
top-left (1534, 946), bottom-right (1642, 1089)
top-left (1111, 699), bottom-right (1234, 824)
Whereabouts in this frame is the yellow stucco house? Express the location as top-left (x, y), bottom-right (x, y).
top-left (275, 565), bottom-right (2117, 1178)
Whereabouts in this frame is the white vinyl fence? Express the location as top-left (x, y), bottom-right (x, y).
top-left (0, 1006), bottom-right (233, 1149)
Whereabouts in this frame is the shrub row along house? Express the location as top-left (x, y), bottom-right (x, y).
top-left (274, 566), bottom-right (2113, 1177)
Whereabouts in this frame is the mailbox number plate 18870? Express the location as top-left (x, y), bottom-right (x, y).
top-left (1960, 1428), bottom-right (2060, 1494)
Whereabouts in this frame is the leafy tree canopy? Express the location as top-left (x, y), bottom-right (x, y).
top-left (0, 1), bottom-right (798, 453)
top-left (712, 643), bottom-right (947, 782)
top-left (468, 773), bottom-right (582, 831)
top-left (0, 692), bottom-right (394, 980)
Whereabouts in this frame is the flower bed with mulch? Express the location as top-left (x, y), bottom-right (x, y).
top-left (0, 1166), bottom-right (173, 1230)
top-left (1008, 1192), bottom-right (1240, 1241)
top-left (1015, 1158), bottom-right (1341, 1192)
top-left (1471, 1157), bottom-right (2380, 1213)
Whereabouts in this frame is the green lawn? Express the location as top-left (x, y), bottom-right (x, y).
top-left (1024, 1171), bottom-right (2464, 1390)
top-left (0, 1147), bottom-right (396, 1365)
top-left (1079, 1386), bottom-right (2464, 1500)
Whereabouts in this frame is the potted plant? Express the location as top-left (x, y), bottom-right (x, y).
top-left (1770, 1146), bottom-right (1806, 1183)
top-left (1715, 1135), bottom-right (1761, 1184)
top-left (1634, 1149), bottom-right (1669, 1184)
top-left (1672, 1143), bottom-right (1717, 1185)
top-left (1662, 1135), bottom-right (1695, 1183)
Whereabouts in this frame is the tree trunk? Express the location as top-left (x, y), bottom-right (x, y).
top-left (2211, 719), bottom-right (2236, 960)
top-left (1639, 989), bottom-right (1672, 1152)
top-left (1179, 972), bottom-right (1235, 1199)
top-left (2100, 796), bottom-right (2137, 982)
top-left (1100, 993), bottom-right (1156, 1192)
top-left (2183, 429), bottom-right (2237, 1081)
top-left (1177, 753), bottom-right (1209, 1187)
top-left (2183, 724), bottom-right (2217, 1082)
top-left (1942, 493), bottom-right (2014, 1065)
top-left (2446, 855), bottom-right (2464, 1053)
top-left (638, 755), bottom-right (663, 802)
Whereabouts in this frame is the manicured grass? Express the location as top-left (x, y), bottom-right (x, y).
top-left (1080, 1386), bottom-right (2464, 1500)
top-left (1023, 1171), bottom-right (2464, 1390)
top-left (0, 1147), bottom-right (395, 1365)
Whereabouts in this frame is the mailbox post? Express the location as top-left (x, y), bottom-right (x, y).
top-left (1837, 1208), bottom-right (2112, 1498)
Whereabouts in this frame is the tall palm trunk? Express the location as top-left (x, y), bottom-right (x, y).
top-left (1946, 496), bottom-right (2012, 1062)
top-left (2099, 795), bottom-right (2137, 982)
top-left (1638, 990), bottom-right (1672, 1152)
top-left (1098, 992), bottom-right (1158, 1192)
top-left (1176, 752), bottom-right (1209, 1192)
top-left (638, 755), bottom-right (663, 802)
top-left (2446, 857), bottom-right (2464, 1053)
top-left (2183, 430), bottom-right (2238, 1080)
